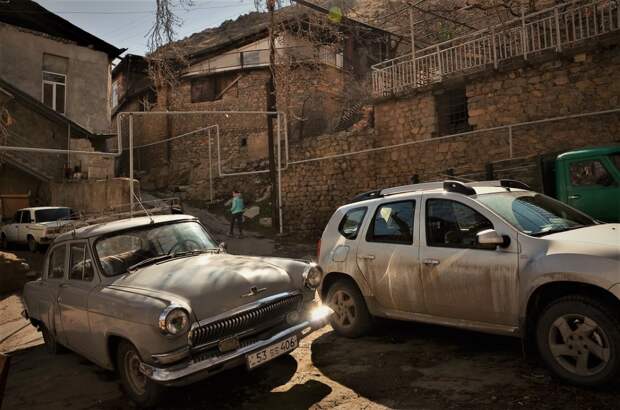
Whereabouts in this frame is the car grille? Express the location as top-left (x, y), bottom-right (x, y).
top-left (190, 294), bottom-right (302, 347)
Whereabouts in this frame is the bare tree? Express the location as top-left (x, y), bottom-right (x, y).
top-left (146, 0), bottom-right (193, 108)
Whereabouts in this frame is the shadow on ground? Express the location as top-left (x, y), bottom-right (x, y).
top-left (4, 345), bottom-right (330, 410)
top-left (311, 319), bottom-right (620, 410)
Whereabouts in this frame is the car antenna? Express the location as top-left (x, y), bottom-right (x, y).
top-left (133, 192), bottom-right (154, 224)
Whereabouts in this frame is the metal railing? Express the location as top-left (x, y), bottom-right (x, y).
top-left (184, 45), bottom-right (344, 77)
top-left (372, 0), bottom-right (620, 95)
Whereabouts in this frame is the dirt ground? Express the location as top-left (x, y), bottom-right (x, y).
top-left (2, 210), bottom-right (620, 409)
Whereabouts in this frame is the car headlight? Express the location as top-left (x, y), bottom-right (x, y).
top-left (158, 305), bottom-right (190, 336)
top-left (303, 263), bottom-right (323, 290)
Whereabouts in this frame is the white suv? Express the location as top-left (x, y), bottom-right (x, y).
top-left (0, 207), bottom-right (76, 252)
top-left (318, 180), bottom-right (620, 386)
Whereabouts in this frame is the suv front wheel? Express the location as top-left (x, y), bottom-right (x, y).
top-left (326, 279), bottom-right (372, 338)
top-left (536, 295), bottom-right (620, 386)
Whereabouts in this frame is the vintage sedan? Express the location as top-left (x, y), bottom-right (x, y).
top-left (22, 215), bottom-right (332, 406)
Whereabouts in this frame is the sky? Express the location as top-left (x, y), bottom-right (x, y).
top-left (35, 0), bottom-right (262, 57)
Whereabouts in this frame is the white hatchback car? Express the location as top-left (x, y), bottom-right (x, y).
top-left (0, 207), bottom-right (76, 252)
top-left (318, 180), bottom-right (620, 386)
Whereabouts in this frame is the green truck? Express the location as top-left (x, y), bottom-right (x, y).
top-left (541, 145), bottom-right (620, 222)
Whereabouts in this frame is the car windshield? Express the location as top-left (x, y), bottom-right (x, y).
top-left (476, 191), bottom-right (596, 236)
top-left (95, 221), bottom-right (218, 276)
top-left (35, 208), bottom-right (74, 222)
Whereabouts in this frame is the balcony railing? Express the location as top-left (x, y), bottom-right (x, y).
top-left (185, 45), bottom-right (344, 77)
top-left (372, 0), bottom-right (620, 96)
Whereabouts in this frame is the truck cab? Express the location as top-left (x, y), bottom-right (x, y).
top-left (554, 146), bottom-right (620, 222)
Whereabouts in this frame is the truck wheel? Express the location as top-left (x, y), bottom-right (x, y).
top-left (117, 340), bottom-right (164, 408)
top-left (41, 324), bottom-right (61, 355)
top-left (27, 236), bottom-right (38, 253)
top-left (536, 295), bottom-right (620, 386)
top-left (326, 279), bottom-right (372, 338)
top-left (0, 234), bottom-right (7, 250)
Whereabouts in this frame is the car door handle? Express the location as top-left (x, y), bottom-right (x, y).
top-left (423, 258), bottom-right (440, 266)
top-left (358, 254), bottom-right (375, 260)
top-left (568, 194), bottom-right (581, 200)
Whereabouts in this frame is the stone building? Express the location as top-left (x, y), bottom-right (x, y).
top-left (119, 3), bottom-right (394, 202)
top-left (117, 0), bottom-right (619, 238)
top-left (0, 0), bottom-right (124, 211)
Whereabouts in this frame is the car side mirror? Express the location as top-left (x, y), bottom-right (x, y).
top-left (477, 229), bottom-right (510, 248)
top-left (218, 242), bottom-right (228, 252)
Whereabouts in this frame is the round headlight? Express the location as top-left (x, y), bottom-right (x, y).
top-left (159, 306), bottom-right (190, 335)
top-left (304, 263), bottom-right (323, 289)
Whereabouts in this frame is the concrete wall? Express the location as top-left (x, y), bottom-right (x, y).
top-left (0, 23), bottom-right (112, 133)
top-left (49, 178), bottom-right (137, 214)
top-left (0, 163), bottom-right (50, 206)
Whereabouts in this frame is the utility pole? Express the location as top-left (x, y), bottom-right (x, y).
top-left (266, 0), bottom-right (279, 231)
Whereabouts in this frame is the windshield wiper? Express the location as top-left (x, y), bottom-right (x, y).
top-left (531, 225), bottom-right (587, 237)
top-left (127, 249), bottom-right (220, 273)
top-left (127, 254), bottom-right (175, 272)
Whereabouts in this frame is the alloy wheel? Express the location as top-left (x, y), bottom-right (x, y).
top-left (331, 289), bottom-right (356, 329)
top-left (548, 314), bottom-right (611, 377)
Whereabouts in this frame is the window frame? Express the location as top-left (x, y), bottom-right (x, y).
top-left (47, 243), bottom-right (67, 281)
top-left (568, 159), bottom-right (615, 187)
top-left (366, 200), bottom-right (416, 245)
top-left (435, 86), bottom-right (471, 137)
top-left (21, 210), bottom-right (32, 224)
top-left (42, 70), bottom-right (67, 114)
top-left (338, 206), bottom-right (368, 240)
top-left (425, 198), bottom-right (496, 250)
top-left (68, 242), bottom-right (95, 282)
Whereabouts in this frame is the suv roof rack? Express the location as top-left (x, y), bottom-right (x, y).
top-left (348, 179), bottom-right (531, 204)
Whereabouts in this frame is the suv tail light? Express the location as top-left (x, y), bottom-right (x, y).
top-left (316, 239), bottom-right (321, 261)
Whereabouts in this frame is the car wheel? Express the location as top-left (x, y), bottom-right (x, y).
top-left (0, 233), bottom-right (7, 250)
top-left (326, 279), bottom-right (372, 338)
top-left (536, 295), bottom-right (620, 386)
top-left (41, 324), bottom-right (61, 355)
top-left (117, 340), bottom-right (164, 408)
top-left (27, 236), bottom-right (38, 253)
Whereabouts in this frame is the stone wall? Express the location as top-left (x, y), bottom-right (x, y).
top-left (280, 43), bottom-right (620, 238)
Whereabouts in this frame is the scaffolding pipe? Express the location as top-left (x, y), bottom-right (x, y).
top-left (288, 108), bottom-right (620, 165)
top-left (277, 113), bottom-right (283, 235)
top-left (129, 114), bottom-right (134, 217)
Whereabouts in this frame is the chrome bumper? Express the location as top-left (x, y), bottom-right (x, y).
top-left (140, 314), bottom-right (331, 386)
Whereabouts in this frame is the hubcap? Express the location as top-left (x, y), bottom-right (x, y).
top-left (124, 350), bottom-right (147, 395)
top-left (548, 314), bottom-right (611, 377)
top-left (330, 290), bottom-right (356, 328)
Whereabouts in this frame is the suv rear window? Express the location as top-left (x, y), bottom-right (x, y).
top-left (338, 207), bottom-right (367, 240)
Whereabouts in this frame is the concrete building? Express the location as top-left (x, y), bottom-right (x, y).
top-left (0, 0), bottom-right (124, 213)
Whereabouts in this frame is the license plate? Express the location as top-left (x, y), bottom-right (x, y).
top-left (246, 335), bottom-right (298, 369)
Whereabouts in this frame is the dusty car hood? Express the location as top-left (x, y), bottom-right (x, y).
top-left (110, 253), bottom-right (298, 320)
top-left (544, 224), bottom-right (620, 246)
top-left (544, 224), bottom-right (620, 260)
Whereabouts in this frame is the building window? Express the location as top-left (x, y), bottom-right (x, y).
top-left (42, 71), bottom-right (66, 114)
top-left (190, 72), bottom-right (239, 103)
top-left (435, 86), bottom-right (471, 136)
